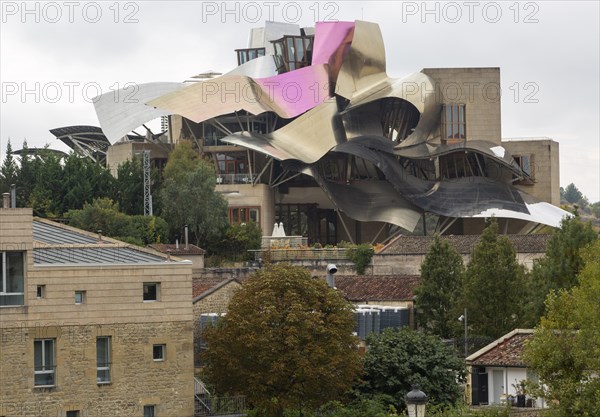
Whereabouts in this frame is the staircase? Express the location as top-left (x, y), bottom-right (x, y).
top-left (194, 377), bottom-right (246, 417)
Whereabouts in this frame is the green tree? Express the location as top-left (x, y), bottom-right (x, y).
top-left (462, 219), bottom-right (527, 340)
top-left (346, 244), bottom-right (375, 275)
top-left (360, 328), bottom-right (466, 410)
top-left (160, 142), bottom-right (228, 248)
top-left (523, 240), bottom-right (600, 417)
top-left (526, 214), bottom-right (596, 325)
top-left (219, 222), bottom-right (262, 261)
top-left (114, 157), bottom-right (144, 215)
top-left (0, 139), bottom-right (18, 193)
top-left (415, 235), bottom-right (465, 339)
top-left (15, 140), bottom-right (36, 208)
top-left (563, 183), bottom-right (583, 204)
top-left (203, 263), bottom-right (362, 417)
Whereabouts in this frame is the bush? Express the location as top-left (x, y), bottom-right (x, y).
top-left (346, 243), bottom-right (375, 274)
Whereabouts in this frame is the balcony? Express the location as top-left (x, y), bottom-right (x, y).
top-left (216, 174), bottom-right (255, 185)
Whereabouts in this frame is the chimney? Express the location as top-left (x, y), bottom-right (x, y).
top-left (98, 230), bottom-right (103, 243)
top-left (2, 193), bottom-right (10, 209)
top-left (10, 184), bottom-right (16, 208)
top-left (184, 225), bottom-right (189, 250)
top-left (175, 239), bottom-right (179, 250)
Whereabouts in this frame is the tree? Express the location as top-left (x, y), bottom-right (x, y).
top-left (346, 243), bottom-right (375, 275)
top-left (0, 139), bottom-right (18, 193)
top-left (160, 142), bottom-right (228, 247)
top-left (525, 214), bottom-right (596, 325)
top-left (462, 218), bottom-right (527, 340)
top-left (360, 328), bottom-right (466, 410)
top-left (114, 157), bottom-right (144, 215)
top-left (563, 183), bottom-right (583, 204)
top-left (218, 222), bottom-right (262, 261)
top-left (523, 240), bottom-right (600, 417)
top-left (203, 263), bottom-right (362, 417)
top-left (414, 235), bottom-right (465, 339)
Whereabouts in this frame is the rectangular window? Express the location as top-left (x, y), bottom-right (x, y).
top-left (66, 411), bottom-right (80, 417)
top-left (36, 285), bottom-right (45, 299)
top-left (34, 339), bottom-right (55, 386)
top-left (441, 104), bottom-right (466, 142)
top-left (228, 206), bottom-right (260, 225)
top-left (96, 337), bottom-right (111, 384)
top-left (0, 251), bottom-right (25, 306)
top-left (513, 154), bottom-right (535, 184)
top-left (143, 283), bottom-right (160, 302)
top-left (153, 344), bottom-right (166, 361)
top-left (74, 291), bottom-right (86, 304)
top-left (143, 405), bottom-right (156, 417)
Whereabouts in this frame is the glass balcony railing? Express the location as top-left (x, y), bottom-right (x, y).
top-left (216, 174), bottom-right (255, 185)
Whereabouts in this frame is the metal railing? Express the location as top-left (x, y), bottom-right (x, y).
top-left (216, 174), bottom-right (255, 185)
top-left (194, 377), bottom-right (246, 417)
top-left (249, 248), bottom-right (349, 261)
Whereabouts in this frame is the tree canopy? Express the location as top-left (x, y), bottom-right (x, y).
top-left (462, 218), bottom-right (527, 340)
top-left (360, 328), bottom-right (466, 409)
top-left (562, 183), bottom-right (584, 204)
top-left (524, 240), bottom-right (600, 417)
top-left (415, 235), bottom-right (465, 339)
top-left (159, 142), bottom-right (228, 247)
top-left (525, 214), bottom-right (597, 325)
top-left (203, 263), bottom-right (362, 417)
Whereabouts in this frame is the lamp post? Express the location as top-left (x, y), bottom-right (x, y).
top-left (458, 308), bottom-right (468, 358)
top-left (406, 385), bottom-right (428, 417)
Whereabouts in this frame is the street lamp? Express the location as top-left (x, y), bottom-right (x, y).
top-left (406, 385), bottom-right (428, 417)
top-left (458, 308), bottom-right (468, 358)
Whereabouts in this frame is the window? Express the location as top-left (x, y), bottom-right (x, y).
top-left (96, 337), bottom-right (111, 383)
top-left (143, 405), bottom-right (156, 417)
top-left (74, 291), bottom-right (86, 304)
top-left (228, 207), bottom-right (260, 225)
top-left (441, 104), bottom-right (466, 142)
top-left (143, 283), bottom-right (160, 302)
top-left (34, 339), bottom-right (55, 386)
top-left (0, 251), bottom-right (25, 306)
top-left (235, 47), bottom-right (265, 65)
top-left (36, 285), bottom-right (45, 299)
top-left (153, 344), bottom-right (166, 361)
top-left (66, 411), bottom-right (80, 417)
top-left (513, 154), bottom-right (535, 183)
top-left (271, 35), bottom-right (313, 73)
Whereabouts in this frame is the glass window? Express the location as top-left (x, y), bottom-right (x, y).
top-left (74, 291), bottom-right (85, 304)
top-left (34, 339), bottom-right (55, 386)
top-left (153, 344), bottom-right (165, 361)
top-left (1, 251), bottom-right (25, 306)
top-left (36, 285), bottom-right (45, 299)
top-left (144, 405), bottom-right (156, 417)
top-left (442, 104), bottom-right (466, 142)
top-left (66, 411), bottom-right (80, 417)
top-left (96, 337), bottom-right (111, 383)
top-left (143, 283), bottom-right (159, 301)
top-left (228, 207), bottom-right (260, 225)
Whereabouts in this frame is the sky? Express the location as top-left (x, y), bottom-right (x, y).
top-left (1, 1), bottom-right (599, 201)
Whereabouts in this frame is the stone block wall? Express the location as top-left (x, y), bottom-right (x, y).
top-left (0, 321), bottom-right (194, 417)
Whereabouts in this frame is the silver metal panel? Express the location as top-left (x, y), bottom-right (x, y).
top-left (33, 247), bottom-right (166, 264)
top-left (226, 54), bottom-right (277, 78)
top-left (33, 220), bottom-right (99, 244)
top-left (221, 98), bottom-right (345, 163)
top-left (93, 82), bottom-right (185, 144)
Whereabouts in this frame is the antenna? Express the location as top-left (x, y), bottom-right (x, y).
top-left (143, 150), bottom-right (153, 216)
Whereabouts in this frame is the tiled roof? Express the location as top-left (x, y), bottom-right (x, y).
top-left (335, 275), bottom-right (420, 302)
top-left (148, 243), bottom-right (206, 256)
top-left (467, 330), bottom-right (534, 367)
top-left (379, 234), bottom-right (552, 255)
top-left (193, 278), bottom-right (230, 299)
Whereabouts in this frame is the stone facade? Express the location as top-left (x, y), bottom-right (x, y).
top-left (0, 209), bottom-right (195, 417)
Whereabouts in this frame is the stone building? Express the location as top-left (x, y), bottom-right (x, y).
top-left (0, 207), bottom-right (194, 417)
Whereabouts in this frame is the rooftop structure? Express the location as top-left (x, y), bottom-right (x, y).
top-left (97, 20), bottom-right (568, 244)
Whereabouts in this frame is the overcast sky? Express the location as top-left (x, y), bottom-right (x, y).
top-left (1, 1), bottom-right (598, 201)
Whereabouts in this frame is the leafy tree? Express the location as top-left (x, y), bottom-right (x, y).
top-left (415, 235), bottom-right (465, 339)
top-left (360, 328), bottom-right (466, 410)
top-left (346, 244), bottom-right (375, 275)
top-left (218, 222), bottom-right (262, 261)
top-left (525, 214), bottom-right (597, 325)
top-left (15, 140), bottom-right (36, 208)
top-left (160, 142), bottom-right (228, 248)
top-left (65, 197), bottom-right (167, 245)
top-left (563, 183), bottom-right (583, 204)
top-left (203, 263), bottom-right (362, 417)
top-left (523, 240), bottom-right (600, 417)
top-left (462, 218), bottom-right (527, 340)
top-left (28, 149), bottom-right (66, 217)
top-left (114, 157), bottom-right (144, 215)
top-left (0, 139), bottom-right (18, 193)
top-left (591, 201), bottom-right (600, 219)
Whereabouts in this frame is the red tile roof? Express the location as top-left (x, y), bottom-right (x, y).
top-left (193, 277), bottom-right (228, 298)
top-left (335, 275), bottom-right (420, 302)
top-left (468, 330), bottom-right (534, 367)
top-left (379, 234), bottom-right (552, 255)
top-left (148, 243), bottom-right (206, 256)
